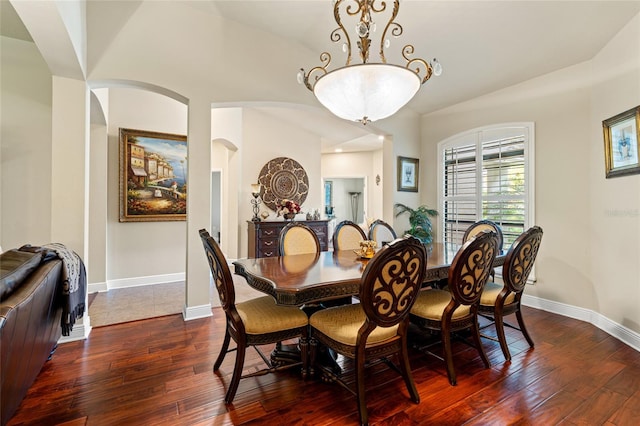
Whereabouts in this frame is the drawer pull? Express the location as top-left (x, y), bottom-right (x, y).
top-left (264, 241), bottom-right (274, 246)
top-left (264, 230), bottom-right (275, 236)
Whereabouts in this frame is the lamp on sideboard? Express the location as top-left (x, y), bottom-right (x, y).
top-left (250, 183), bottom-right (262, 222)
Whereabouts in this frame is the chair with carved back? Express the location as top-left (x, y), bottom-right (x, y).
top-left (279, 222), bottom-right (321, 256)
top-left (333, 220), bottom-right (367, 251)
top-left (479, 226), bottom-right (543, 361)
top-left (463, 219), bottom-right (503, 279)
top-left (309, 236), bottom-right (426, 425)
top-left (199, 229), bottom-right (309, 403)
top-left (367, 219), bottom-right (397, 248)
top-left (410, 229), bottom-right (499, 385)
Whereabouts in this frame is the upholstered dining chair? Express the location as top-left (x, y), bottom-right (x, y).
top-left (309, 236), bottom-right (426, 426)
top-left (199, 229), bottom-right (309, 403)
top-left (367, 219), bottom-right (397, 247)
top-left (463, 219), bottom-right (504, 252)
top-left (279, 222), bottom-right (321, 256)
top-left (479, 226), bottom-right (543, 361)
top-left (463, 219), bottom-right (503, 279)
top-left (410, 229), bottom-right (499, 386)
top-left (333, 220), bottom-right (367, 251)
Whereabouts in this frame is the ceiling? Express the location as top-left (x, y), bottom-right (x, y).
top-left (4, 1), bottom-right (640, 153)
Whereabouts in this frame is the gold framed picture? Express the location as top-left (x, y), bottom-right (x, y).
top-left (119, 128), bottom-right (187, 222)
top-left (603, 106), bottom-right (640, 178)
top-left (397, 156), bottom-right (419, 192)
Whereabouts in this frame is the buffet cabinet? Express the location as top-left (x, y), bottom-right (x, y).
top-left (247, 220), bottom-right (329, 258)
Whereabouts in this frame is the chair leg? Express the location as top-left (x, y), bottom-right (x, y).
top-left (355, 349), bottom-right (369, 426)
top-left (225, 340), bottom-right (246, 404)
top-left (399, 337), bottom-right (420, 403)
top-left (309, 337), bottom-right (317, 377)
top-left (441, 329), bottom-right (457, 386)
top-left (516, 308), bottom-right (535, 348)
top-left (493, 310), bottom-right (512, 362)
top-left (471, 318), bottom-right (491, 368)
top-left (214, 327), bottom-right (232, 371)
top-left (299, 336), bottom-right (309, 380)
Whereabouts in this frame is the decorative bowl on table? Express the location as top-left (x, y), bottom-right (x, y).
top-left (355, 240), bottom-right (377, 259)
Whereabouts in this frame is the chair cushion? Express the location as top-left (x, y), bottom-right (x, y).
top-left (335, 226), bottom-right (364, 251)
top-left (283, 228), bottom-right (318, 255)
top-left (480, 281), bottom-right (516, 306)
top-left (410, 289), bottom-right (470, 321)
top-left (310, 303), bottom-right (398, 346)
top-left (236, 296), bottom-right (308, 334)
top-left (0, 249), bottom-right (43, 301)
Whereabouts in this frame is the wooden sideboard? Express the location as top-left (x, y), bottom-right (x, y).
top-left (247, 220), bottom-right (329, 258)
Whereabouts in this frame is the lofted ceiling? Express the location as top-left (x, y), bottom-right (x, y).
top-left (4, 1), bottom-right (640, 153)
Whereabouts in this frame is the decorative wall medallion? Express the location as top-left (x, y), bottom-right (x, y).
top-left (258, 157), bottom-right (309, 212)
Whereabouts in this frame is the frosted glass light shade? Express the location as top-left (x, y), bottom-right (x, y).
top-left (313, 63), bottom-right (421, 123)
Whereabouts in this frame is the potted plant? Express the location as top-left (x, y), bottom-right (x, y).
top-left (394, 203), bottom-right (439, 246)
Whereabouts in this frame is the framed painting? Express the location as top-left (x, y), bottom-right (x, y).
top-left (603, 106), bottom-right (640, 178)
top-left (397, 156), bottom-right (419, 192)
top-left (119, 128), bottom-right (187, 222)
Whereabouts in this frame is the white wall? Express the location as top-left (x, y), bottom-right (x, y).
top-left (322, 150), bottom-right (382, 224)
top-left (588, 13), bottom-right (640, 332)
top-left (238, 108), bottom-right (322, 258)
top-left (421, 13), bottom-right (640, 333)
top-left (0, 36), bottom-right (53, 249)
top-left (105, 88), bottom-right (188, 281)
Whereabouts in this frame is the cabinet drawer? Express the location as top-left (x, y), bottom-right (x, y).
top-left (258, 238), bottom-right (278, 250)
top-left (258, 228), bottom-right (280, 238)
top-left (258, 248), bottom-right (278, 258)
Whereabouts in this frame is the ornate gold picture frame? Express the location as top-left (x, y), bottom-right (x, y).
top-left (603, 106), bottom-right (640, 178)
top-left (119, 128), bottom-right (187, 222)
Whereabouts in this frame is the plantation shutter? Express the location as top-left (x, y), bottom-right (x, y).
top-left (440, 124), bottom-right (533, 250)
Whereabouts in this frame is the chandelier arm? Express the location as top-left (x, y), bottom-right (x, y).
top-left (370, 0), bottom-right (387, 14)
top-left (332, 1), bottom-right (352, 65)
top-left (378, 0), bottom-right (400, 63)
top-left (302, 52), bottom-right (332, 91)
top-left (406, 57), bottom-right (433, 84)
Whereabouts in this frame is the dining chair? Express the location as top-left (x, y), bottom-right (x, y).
top-left (479, 226), bottom-right (543, 361)
top-left (367, 219), bottom-right (397, 247)
top-left (463, 219), bottom-right (504, 252)
top-left (199, 229), bottom-right (309, 403)
top-left (333, 220), bottom-right (367, 251)
top-left (309, 236), bottom-right (426, 426)
top-left (463, 219), bottom-right (503, 279)
top-left (410, 229), bottom-right (499, 386)
top-left (279, 222), bottom-right (321, 256)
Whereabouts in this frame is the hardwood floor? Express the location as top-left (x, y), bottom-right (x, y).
top-left (8, 306), bottom-right (640, 425)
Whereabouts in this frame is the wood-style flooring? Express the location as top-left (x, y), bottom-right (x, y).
top-left (8, 306), bottom-right (640, 425)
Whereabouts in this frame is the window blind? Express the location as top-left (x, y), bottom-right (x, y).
top-left (440, 124), bottom-right (533, 250)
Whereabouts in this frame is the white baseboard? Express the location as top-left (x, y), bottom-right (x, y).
top-left (88, 272), bottom-right (186, 293)
top-left (183, 303), bottom-right (213, 321)
top-left (88, 281), bottom-right (107, 293)
top-left (58, 315), bottom-right (92, 343)
top-left (523, 294), bottom-right (640, 352)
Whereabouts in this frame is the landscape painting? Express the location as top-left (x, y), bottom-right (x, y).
top-left (119, 128), bottom-right (187, 222)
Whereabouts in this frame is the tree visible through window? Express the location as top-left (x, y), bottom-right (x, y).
top-left (438, 123), bottom-right (534, 250)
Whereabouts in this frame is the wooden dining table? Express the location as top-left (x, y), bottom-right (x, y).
top-left (233, 243), bottom-right (506, 306)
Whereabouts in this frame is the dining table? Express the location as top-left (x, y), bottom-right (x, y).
top-left (233, 242), bottom-right (505, 373)
top-left (232, 242), bottom-right (506, 307)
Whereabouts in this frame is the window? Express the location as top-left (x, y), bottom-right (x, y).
top-left (438, 123), bottom-right (535, 251)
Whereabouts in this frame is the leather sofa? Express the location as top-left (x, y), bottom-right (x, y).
top-left (0, 249), bottom-right (64, 426)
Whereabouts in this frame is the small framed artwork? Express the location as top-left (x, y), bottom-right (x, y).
top-left (119, 128), bottom-right (187, 222)
top-left (603, 106), bottom-right (640, 178)
top-left (397, 156), bottom-right (419, 192)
